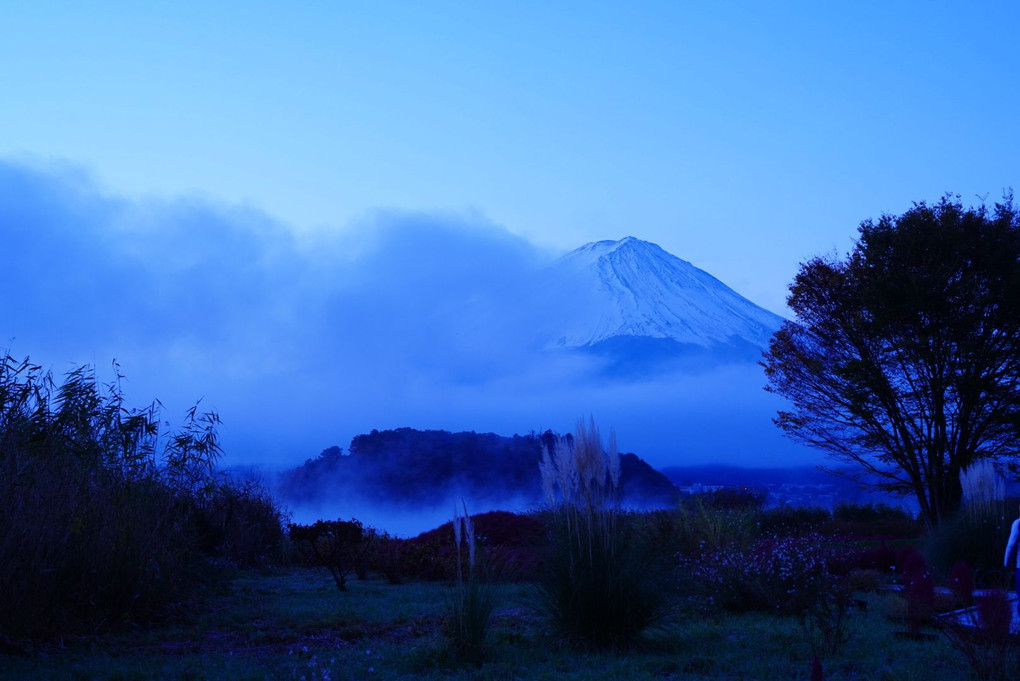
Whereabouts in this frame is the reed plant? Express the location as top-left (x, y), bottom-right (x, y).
top-left (961, 460), bottom-right (1007, 525)
top-left (537, 417), bottom-right (666, 648)
top-left (0, 352), bottom-right (272, 639)
top-left (925, 461), bottom-right (1010, 575)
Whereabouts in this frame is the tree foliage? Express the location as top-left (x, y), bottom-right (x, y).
top-left (289, 519), bottom-right (373, 591)
top-left (762, 194), bottom-right (1020, 527)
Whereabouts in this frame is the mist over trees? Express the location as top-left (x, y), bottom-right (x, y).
top-left (275, 428), bottom-right (678, 514)
top-left (763, 194), bottom-right (1020, 528)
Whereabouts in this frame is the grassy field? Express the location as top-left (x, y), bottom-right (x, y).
top-left (1, 566), bottom-right (975, 681)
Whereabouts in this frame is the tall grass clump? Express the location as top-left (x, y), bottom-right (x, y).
top-left (0, 353), bottom-right (278, 639)
top-left (961, 461), bottom-right (1007, 523)
top-left (925, 460), bottom-right (1009, 576)
top-left (444, 502), bottom-right (496, 665)
top-left (537, 417), bottom-right (666, 648)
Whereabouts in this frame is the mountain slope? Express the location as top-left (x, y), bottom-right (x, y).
top-left (541, 237), bottom-right (784, 372)
top-left (548, 236), bottom-right (784, 349)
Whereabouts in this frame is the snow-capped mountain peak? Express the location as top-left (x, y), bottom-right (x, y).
top-left (547, 236), bottom-right (783, 352)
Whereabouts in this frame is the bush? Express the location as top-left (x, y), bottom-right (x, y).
top-left (757, 505), bottom-right (831, 536)
top-left (682, 532), bottom-right (857, 616)
top-left (399, 533), bottom-right (454, 582)
top-left (403, 511), bottom-right (549, 582)
top-left (368, 532), bottom-right (405, 584)
top-left (903, 556), bottom-right (935, 634)
top-left (940, 588), bottom-right (1020, 681)
top-left (800, 573), bottom-right (858, 657)
top-left (289, 519), bottom-right (372, 591)
top-left (950, 561), bottom-right (975, 608)
top-left (194, 474), bottom-right (287, 568)
top-left (697, 486), bottom-right (767, 511)
top-left (855, 544), bottom-right (900, 576)
top-left (828, 503), bottom-right (922, 539)
top-left (924, 506), bottom-right (1011, 578)
top-left (670, 498), bottom-right (757, 558)
top-left (472, 511), bottom-right (548, 581)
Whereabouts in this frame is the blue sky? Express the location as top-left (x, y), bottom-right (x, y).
top-left (5, 2), bottom-right (1018, 313)
top-left (2, 2), bottom-right (1019, 470)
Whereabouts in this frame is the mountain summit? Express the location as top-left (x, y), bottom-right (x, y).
top-left (545, 237), bottom-right (783, 369)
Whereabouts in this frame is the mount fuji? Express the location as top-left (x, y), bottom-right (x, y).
top-left (541, 236), bottom-right (785, 374)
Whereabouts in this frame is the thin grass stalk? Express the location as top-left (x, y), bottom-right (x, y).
top-left (446, 501), bottom-right (494, 664)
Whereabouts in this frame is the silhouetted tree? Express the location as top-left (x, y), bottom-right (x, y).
top-left (763, 194), bottom-right (1020, 528)
top-left (289, 519), bottom-right (371, 591)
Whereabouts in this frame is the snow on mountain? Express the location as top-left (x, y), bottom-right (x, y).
top-left (545, 236), bottom-right (784, 355)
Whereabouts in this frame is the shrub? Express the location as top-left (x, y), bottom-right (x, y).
top-left (900, 545), bottom-right (927, 580)
top-left (924, 506), bottom-right (1011, 577)
top-left (399, 533), bottom-right (454, 582)
top-left (950, 561), bottom-right (975, 608)
top-left (288, 519), bottom-right (373, 591)
top-left (368, 532), bottom-right (405, 585)
top-left (472, 511), bottom-right (549, 582)
top-left (682, 532), bottom-right (856, 616)
top-left (827, 503), bottom-right (922, 539)
top-left (698, 486), bottom-right (768, 511)
top-left (940, 588), bottom-right (1020, 681)
top-left (194, 474), bottom-right (287, 568)
top-left (671, 497), bottom-right (757, 558)
top-left (855, 544), bottom-right (899, 576)
top-left (405, 509), bottom-right (550, 579)
top-left (757, 505), bottom-right (831, 536)
top-left (470, 510), bottom-right (548, 548)
top-left (801, 573), bottom-right (858, 657)
top-left (399, 511), bottom-right (548, 582)
top-left (536, 418), bottom-right (667, 648)
top-left (904, 561), bottom-right (935, 635)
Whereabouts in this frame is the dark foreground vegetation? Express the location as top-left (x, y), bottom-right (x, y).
top-left (5, 487), bottom-right (1017, 681)
top-left (0, 354), bottom-right (286, 641)
top-left (0, 568), bottom-right (980, 681)
top-left (5, 356), bottom-right (1020, 680)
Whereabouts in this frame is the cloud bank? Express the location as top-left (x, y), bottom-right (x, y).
top-left (0, 158), bottom-right (820, 470)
